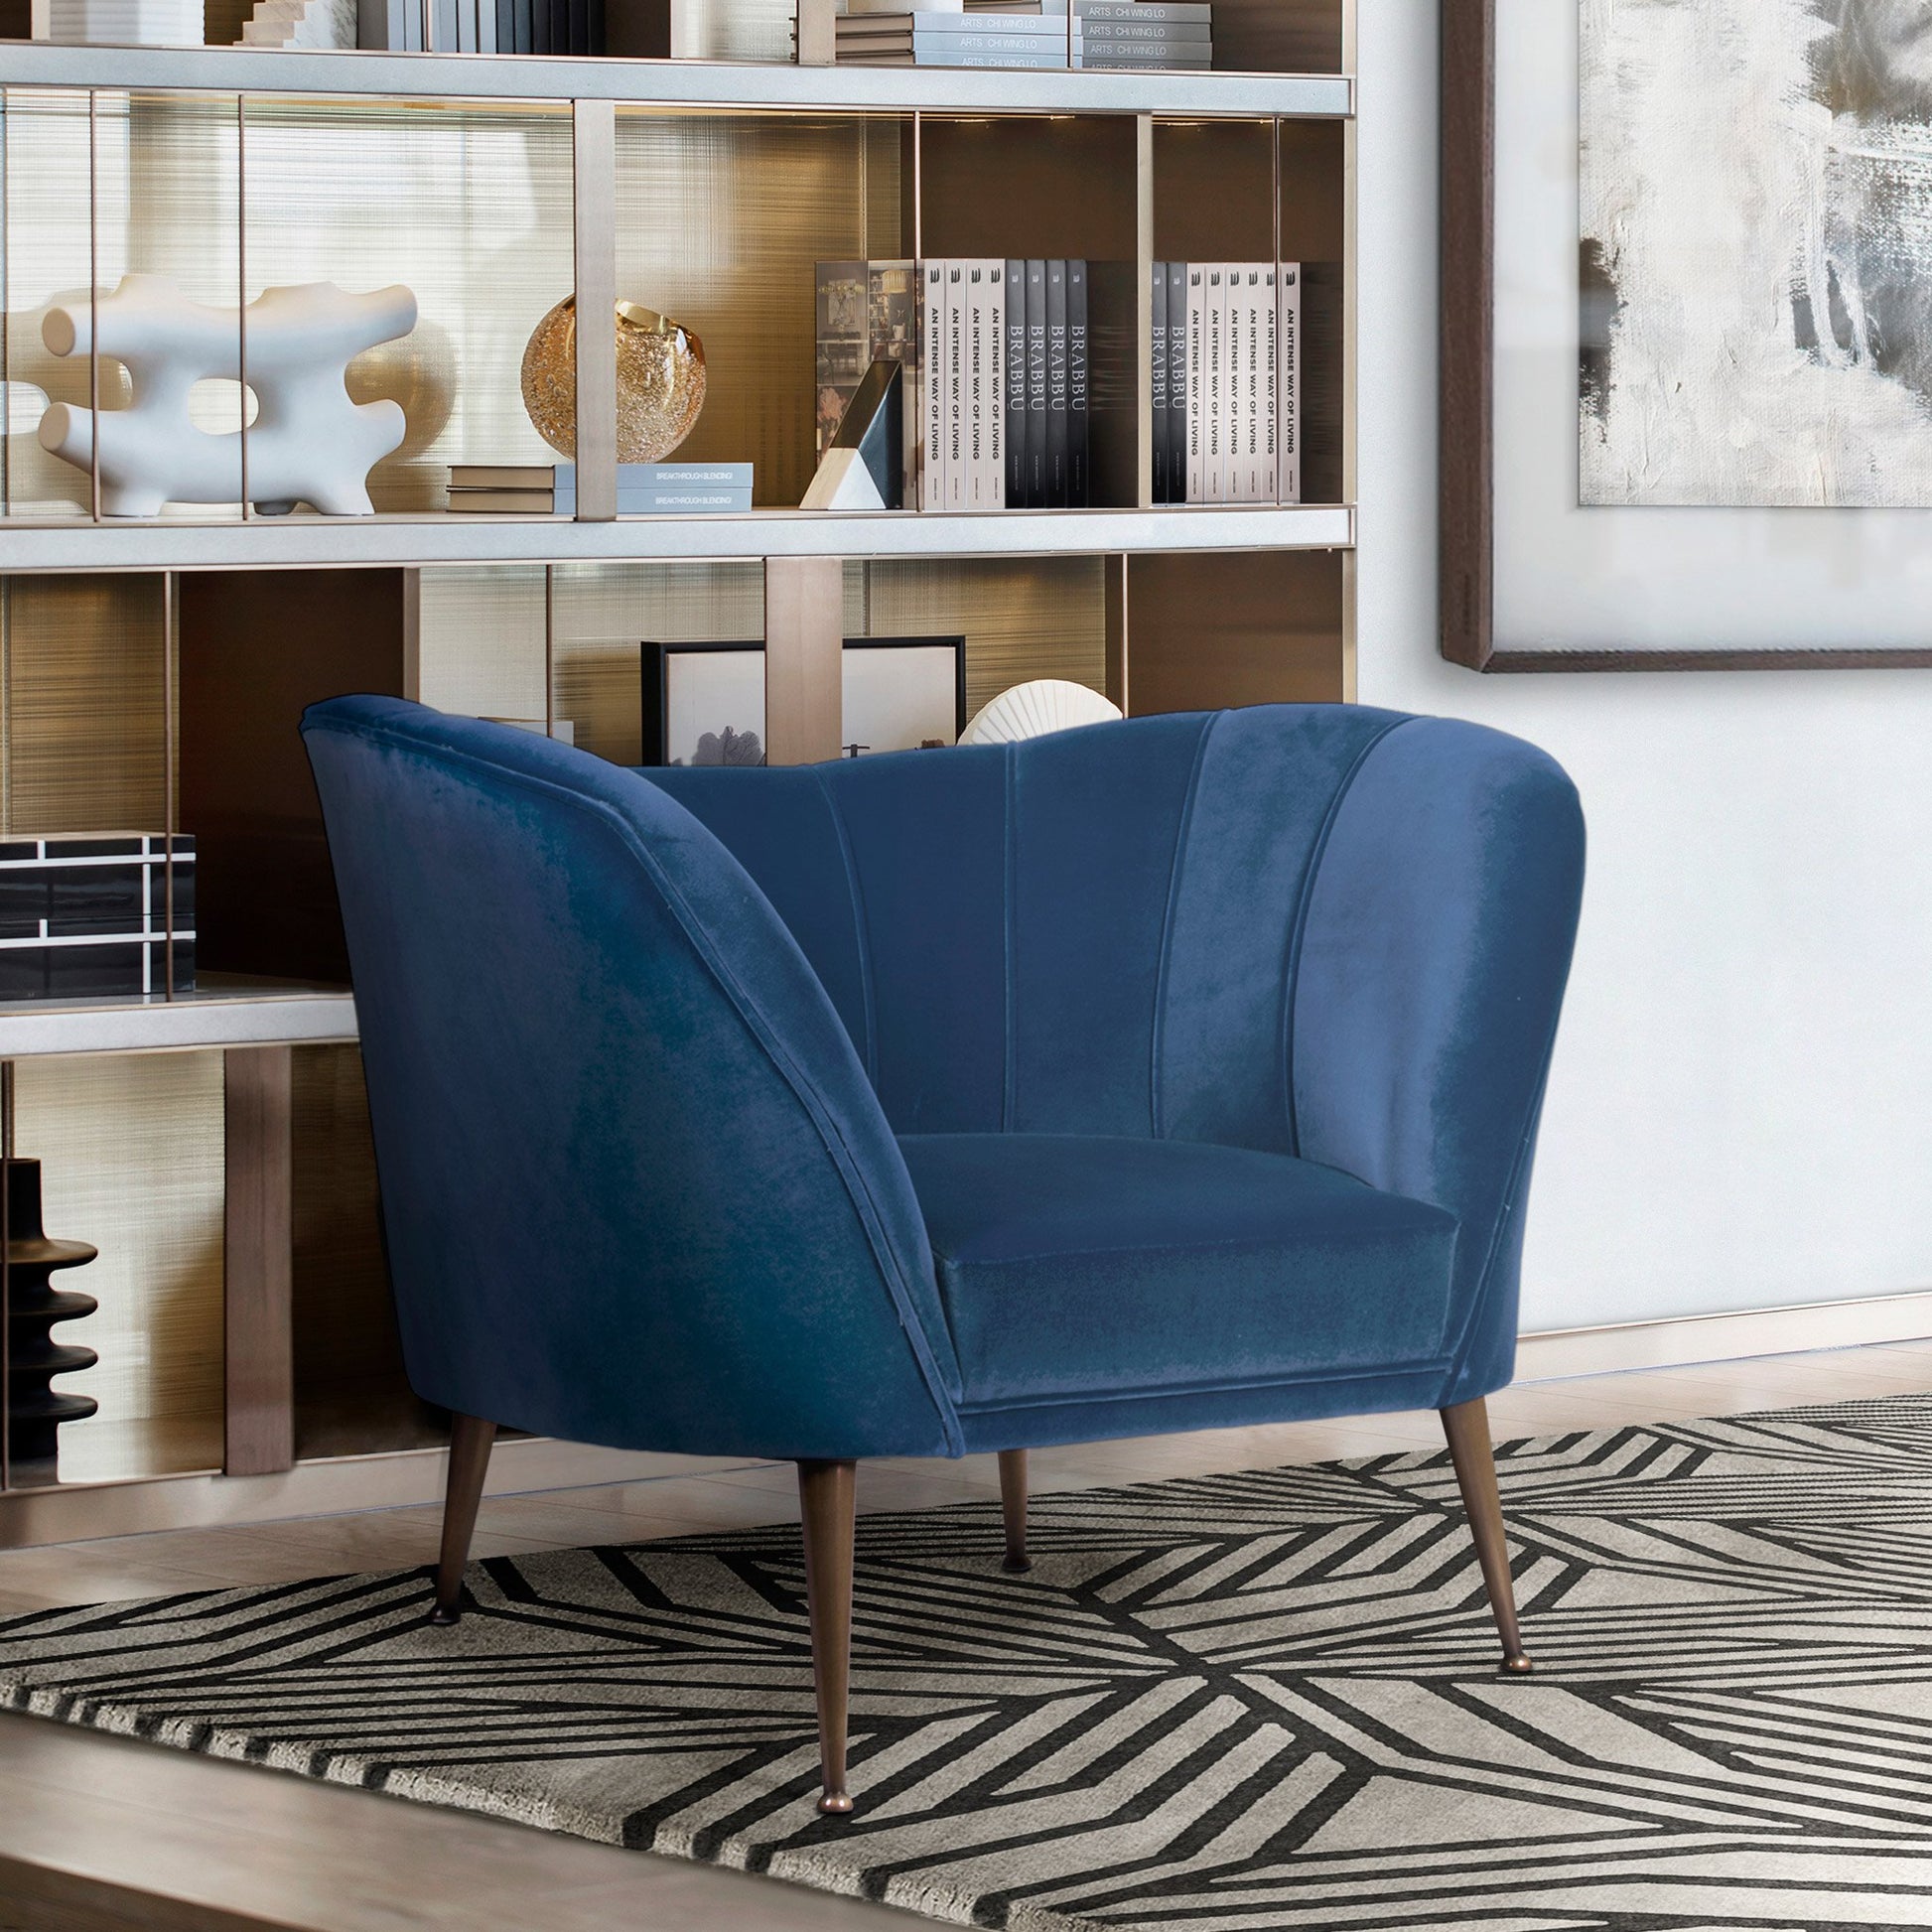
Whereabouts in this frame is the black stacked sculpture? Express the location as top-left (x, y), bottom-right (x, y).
top-left (5, 1157), bottom-right (98, 1487)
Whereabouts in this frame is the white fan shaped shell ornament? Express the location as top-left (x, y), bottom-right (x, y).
top-left (959, 679), bottom-right (1123, 747)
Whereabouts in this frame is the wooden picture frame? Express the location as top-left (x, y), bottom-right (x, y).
top-left (1440, 0), bottom-right (1932, 674)
top-left (639, 636), bottom-right (969, 767)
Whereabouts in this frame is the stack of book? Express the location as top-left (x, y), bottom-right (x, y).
top-left (1151, 261), bottom-right (1301, 504)
top-left (0, 834), bottom-right (196, 1002)
top-left (447, 464), bottom-right (754, 514)
top-left (48, 0), bottom-right (204, 43)
top-left (832, 8), bottom-right (1070, 67)
top-left (1071, 0), bottom-right (1209, 69)
top-left (356, 0), bottom-right (603, 53)
top-left (830, 0), bottom-right (1209, 69)
top-left (816, 259), bottom-right (1094, 511)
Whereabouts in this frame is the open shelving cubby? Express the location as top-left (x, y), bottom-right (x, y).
top-left (0, 0), bottom-right (1357, 1539)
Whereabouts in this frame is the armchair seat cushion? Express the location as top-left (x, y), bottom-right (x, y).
top-left (897, 1134), bottom-right (1460, 1416)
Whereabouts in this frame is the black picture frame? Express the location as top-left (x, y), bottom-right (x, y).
top-left (639, 635), bottom-right (968, 767)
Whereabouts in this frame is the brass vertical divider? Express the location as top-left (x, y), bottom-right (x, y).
top-left (222, 1044), bottom-right (295, 1477)
top-left (544, 564), bottom-right (556, 737)
top-left (163, 570), bottom-right (178, 996)
top-left (764, 558), bottom-right (843, 766)
top-left (572, 99), bottom-right (619, 525)
top-left (401, 567), bottom-right (423, 702)
top-left (1135, 114), bottom-right (1155, 512)
top-left (1272, 114), bottom-right (1283, 509)
top-left (238, 93), bottom-right (250, 520)
top-left (1112, 112), bottom-right (1156, 717)
top-left (1336, 0), bottom-right (1359, 696)
top-left (1105, 555), bottom-right (1130, 716)
top-left (87, 91), bottom-right (99, 525)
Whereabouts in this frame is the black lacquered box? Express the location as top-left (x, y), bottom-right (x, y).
top-left (0, 835), bottom-right (196, 1001)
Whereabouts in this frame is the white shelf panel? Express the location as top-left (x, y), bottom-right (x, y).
top-left (0, 40), bottom-right (1352, 117)
top-left (0, 976), bottom-right (357, 1059)
top-left (0, 504), bottom-right (1353, 572)
top-left (0, 501), bottom-right (1359, 568)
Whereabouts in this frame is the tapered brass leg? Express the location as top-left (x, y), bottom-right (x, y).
top-left (797, 1458), bottom-right (858, 1815)
top-left (998, 1449), bottom-right (1032, 1574)
top-left (429, 1413), bottom-right (496, 1626)
top-left (1440, 1397), bottom-right (1532, 1674)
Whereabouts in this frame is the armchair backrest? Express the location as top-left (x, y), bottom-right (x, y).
top-left (647, 706), bottom-right (1418, 1145)
top-left (648, 704), bottom-right (1585, 1394)
top-left (301, 697), bottom-right (961, 1461)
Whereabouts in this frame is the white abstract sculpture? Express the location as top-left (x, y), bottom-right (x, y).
top-left (799, 446), bottom-right (887, 511)
top-left (239, 0), bottom-right (354, 45)
top-left (39, 274), bottom-right (418, 517)
top-left (960, 679), bottom-right (1123, 746)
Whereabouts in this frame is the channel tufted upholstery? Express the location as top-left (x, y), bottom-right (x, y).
top-left (304, 693), bottom-right (1585, 1806)
top-left (303, 696), bottom-right (1584, 1464)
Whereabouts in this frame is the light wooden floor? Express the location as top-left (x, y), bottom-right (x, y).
top-left (1, 1340), bottom-right (1929, 1930)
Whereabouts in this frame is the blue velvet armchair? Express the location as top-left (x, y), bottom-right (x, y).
top-left (302, 695), bottom-right (1585, 1814)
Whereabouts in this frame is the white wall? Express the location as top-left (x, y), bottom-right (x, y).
top-left (1354, 0), bottom-right (1932, 1331)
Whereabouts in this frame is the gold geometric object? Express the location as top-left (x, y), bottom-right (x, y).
top-left (519, 296), bottom-right (707, 464)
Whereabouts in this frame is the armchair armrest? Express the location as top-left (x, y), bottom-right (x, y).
top-left (1291, 717), bottom-right (1586, 1402)
top-left (303, 698), bottom-right (963, 1462)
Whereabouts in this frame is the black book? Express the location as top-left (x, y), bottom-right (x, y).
top-left (529, 0), bottom-right (547, 54)
top-left (1167, 260), bottom-right (1187, 502)
top-left (1025, 259), bottom-right (1047, 508)
top-left (586, 0), bottom-right (603, 52)
top-left (1004, 261), bottom-right (1029, 509)
top-left (511, 0), bottom-right (530, 53)
top-left (1045, 259), bottom-right (1068, 508)
top-left (566, 0), bottom-right (584, 52)
top-left (1150, 260), bottom-right (1169, 505)
top-left (1067, 259), bottom-right (1089, 508)
top-left (494, 0), bottom-right (512, 55)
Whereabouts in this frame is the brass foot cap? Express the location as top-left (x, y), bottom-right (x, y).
top-left (1500, 1652), bottom-right (1534, 1676)
top-left (427, 1604), bottom-right (462, 1627)
top-left (817, 1790), bottom-right (854, 1816)
top-left (1002, 1554), bottom-right (1034, 1575)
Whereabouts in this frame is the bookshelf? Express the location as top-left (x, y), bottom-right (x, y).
top-left (0, 0), bottom-right (1356, 1541)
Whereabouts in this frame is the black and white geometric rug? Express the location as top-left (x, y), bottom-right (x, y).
top-left (6, 1398), bottom-right (1932, 1929)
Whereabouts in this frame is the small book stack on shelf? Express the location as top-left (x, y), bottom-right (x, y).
top-left (1151, 261), bottom-right (1301, 505)
top-left (1070, 0), bottom-right (1210, 70)
top-left (48, 0), bottom-right (204, 43)
top-left (817, 259), bottom-right (1096, 512)
top-left (832, 6), bottom-right (1068, 68)
top-left (447, 464), bottom-right (754, 513)
top-left (357, 0), bottom-right (603, 54)
top-left (0, 835), bottom-right (196, 1002)
top-left (831, 0), bottom-right (1211, 71)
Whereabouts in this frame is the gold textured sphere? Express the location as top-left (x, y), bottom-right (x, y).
top-left (519, 296), bottom-right (707, 464)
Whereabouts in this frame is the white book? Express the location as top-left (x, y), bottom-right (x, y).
top-left (963, 261), bottom-right (988, 508)
top-left (1260, 262), bottom-right (1279, 502)
top-left (1226, 264), bottom-right (1253, 501)
top-left (923, 259), bottom-right (946, 511)
top-left (977, 259), bottom-right (1007, 508)
top-left (944, 262), bottom-right (968, 510)
top-left (1204, 264), bottom-right (1228, 503)
top-left (1247, 264), bottom-right (1273, 499)
top-left (1278, 261), bottom-right (1302, 505)
top-left (1184, 264), bottom-right (1205, 506)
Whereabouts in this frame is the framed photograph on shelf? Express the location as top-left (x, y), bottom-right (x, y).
top-left (1444, 0), bottom-right (1932, 671)
top-left (640, 636), bottom-right (968, 767)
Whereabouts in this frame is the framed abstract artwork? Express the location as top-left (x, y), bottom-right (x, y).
top-left (1443, 0), bottom-right (1932, 670)
top-left (639, 636), bottom-right (968, 766)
